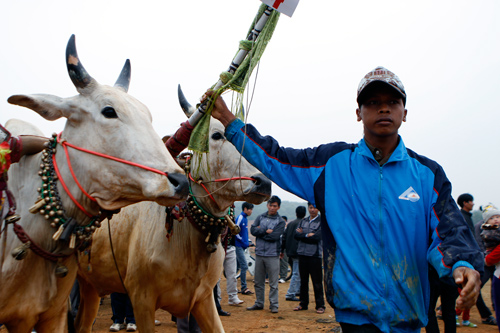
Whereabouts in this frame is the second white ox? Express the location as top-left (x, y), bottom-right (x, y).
top-left (75, 98), bottom-right (272, 332)
top-left (0, 35), bottom-right (188, 333)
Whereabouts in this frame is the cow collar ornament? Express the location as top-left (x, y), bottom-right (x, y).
top-left (9, 133), bottom-right (112, 277)
top-left (166, 154), bottom-right (239, 253)
top-left (31, 133), bottom-right (103, 247)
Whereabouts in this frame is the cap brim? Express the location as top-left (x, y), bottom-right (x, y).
top-left (357, 81), bottom-right (406, 105)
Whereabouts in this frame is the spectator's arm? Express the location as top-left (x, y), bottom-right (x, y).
top-left (485, 244), bottom-right (500, 266)
top-left (250, 216), bottom-right (266, 237)
top-left (262, 220), bottom-right (285, 242)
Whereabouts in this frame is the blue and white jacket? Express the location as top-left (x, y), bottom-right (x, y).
top-left (235, 211), bottom-right (250, 249)
top-left (225, 119), bottom-right (483, 333)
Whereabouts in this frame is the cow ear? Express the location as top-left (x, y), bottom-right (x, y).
top-left (8, 94), bottom-right (69, 121)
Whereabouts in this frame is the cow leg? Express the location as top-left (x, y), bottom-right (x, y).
top-left (4, 317), bottom-right (38, 333)
top-left (74, 278), bottom-right (101, 333)
top-left (129, 290), bottom-right (156, 333)
top-left (34, 305), bottom-right (68, 333)
top-left (191, 293), bottom-right (224, 333)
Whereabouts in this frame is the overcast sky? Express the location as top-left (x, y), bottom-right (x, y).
top-left (1, 0), bottom-right (499, 210)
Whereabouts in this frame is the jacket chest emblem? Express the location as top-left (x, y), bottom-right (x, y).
top-left (399, 186), bottom-right (420, 202)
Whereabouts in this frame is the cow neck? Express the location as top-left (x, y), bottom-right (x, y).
top-left (30, 133), bottom-right (104, 251)
top-left (171, 154), bottom-right (235, 252)
top-left (7, 134), bottom-right (119, 277)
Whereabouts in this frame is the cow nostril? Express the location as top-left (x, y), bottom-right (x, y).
top-left (167, 173), bottom-right (180, 187)
top-left (252, 177), bottom-right (261, 185)
top-left (166, 172), bottom-right (189, 197)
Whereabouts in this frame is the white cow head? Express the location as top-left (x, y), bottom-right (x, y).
top-left (176, 86), bottom-right (271, 217)
top-left (8, 35), bottom-right (189, 210)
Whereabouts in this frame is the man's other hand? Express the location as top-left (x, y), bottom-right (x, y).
top-left (453, 267), bottom-right (481, 309)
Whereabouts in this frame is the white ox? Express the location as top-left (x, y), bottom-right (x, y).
top-left (75, 94), bottom-right (272, 333)
top-left (0, 35), bottom-right (188, 333)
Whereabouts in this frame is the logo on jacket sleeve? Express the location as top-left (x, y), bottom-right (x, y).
top-left (399, 186), bottom-right (420, 202)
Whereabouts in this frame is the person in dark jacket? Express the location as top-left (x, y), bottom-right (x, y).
top-left (455, 194), bottom-right (496, 326)
top-left (293, 203), bottom-right (325, 314)
top-left (472, 204), bottom-right (498, 325)
top-left (279, 215), bottom-right (289, 283)
top-left (208, 66), bottom-right (482, 332)
top-left (457, 193), bottom-right (475, 232)
top-left (282, 206), bottom-right (306, 301)
top-left (246, 195), bottom-right (286, 313)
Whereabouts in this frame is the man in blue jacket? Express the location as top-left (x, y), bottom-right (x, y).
top-left (208, 66), bottom-right (482, 332)
top-left (235, 202), bottom-right (254, 295)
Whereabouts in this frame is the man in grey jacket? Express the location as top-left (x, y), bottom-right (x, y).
top-left (246, 195), bottom-right (286, 313)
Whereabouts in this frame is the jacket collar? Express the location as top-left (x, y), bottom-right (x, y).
top-left (357, 135), bottom-right (409, 164)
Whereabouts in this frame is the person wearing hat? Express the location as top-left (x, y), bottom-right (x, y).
top-left (207, 66), bottom-right (482, 332)
top-left (481, 207), bottom-right (500, 331)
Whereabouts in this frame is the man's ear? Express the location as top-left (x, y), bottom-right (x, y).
top-left (403, 109), bottom-right (407, 122)
top-left (356, 108), bottom-right (362, 122)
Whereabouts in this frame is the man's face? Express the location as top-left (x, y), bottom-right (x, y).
top-left (267, 202), bottom-right (280, 215)
top-left (244, 208), bottom-right (253, 216)
top-left (463, 200), bottom-right (474, 212)
top-left (356, 84), bottom-right (407, 143)
top-left (308, 205), bottom-right (319, 219)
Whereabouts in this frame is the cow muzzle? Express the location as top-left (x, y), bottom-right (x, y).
top-left (167, 172), bottom-right (189, 199)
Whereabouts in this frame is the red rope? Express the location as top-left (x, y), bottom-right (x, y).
top-left (57, 133), bottom-right (167, 176)
top-left (53, 132), bottom-right (170, 218)
top-left (188, 173), bottom-right (256, 204)
top-left (52, 153), bottom-right (93, 218)
top-left (189, 173), bottom-right (216, 203)
top-left (62, 141), bottom-right (97, 203)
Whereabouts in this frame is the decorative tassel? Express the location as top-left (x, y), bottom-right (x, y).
top-left (52, 225), bottom-right (64, 241)
top-left (29, 199), bottom-right (46, 214)
top-left (69, 233), bottom-right (76, 249)
top-left (225, 215), bottom-right (241, 235)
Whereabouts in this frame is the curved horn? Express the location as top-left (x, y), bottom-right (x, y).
top-left (114, 59), bottom-right (131, 92)
top-left (177, 85), bottom-right (196, 118)
top-left (66, 35), bottom-right (94, 91)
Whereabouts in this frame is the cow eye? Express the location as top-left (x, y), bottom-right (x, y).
top-left (101, 106), bottom-right (118, 119)
top-left (211, 132), bottom-right (224, 140)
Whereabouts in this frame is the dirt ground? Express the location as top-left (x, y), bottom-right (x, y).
top-left (1, 276), bottom-right (497, 332)
top-left (79, 278), bottom-right (498, 333)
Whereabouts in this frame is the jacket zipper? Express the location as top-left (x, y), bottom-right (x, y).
top-left (379, 166), bottom-right (390, 319)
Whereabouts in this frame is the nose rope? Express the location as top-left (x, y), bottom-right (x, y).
top-left (55, 132), bottom-right (169, 217)
top-left (57, 133), bottom-right (168, 176)
top-left (188, 172), bottom-right (255, 204)
top-left (52, 151), bottom-right (94, 218)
